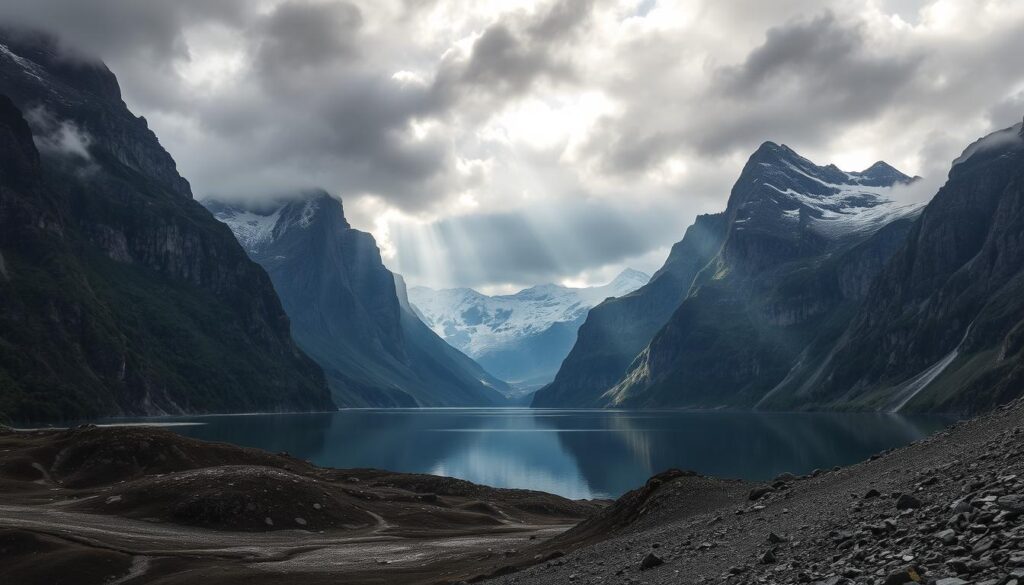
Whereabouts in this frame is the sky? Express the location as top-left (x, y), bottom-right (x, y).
top-left (3, 0), bottom-right (1023, 294)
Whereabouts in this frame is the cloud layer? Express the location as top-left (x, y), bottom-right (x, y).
top-left (2, 0), bottom-right (1023, 291)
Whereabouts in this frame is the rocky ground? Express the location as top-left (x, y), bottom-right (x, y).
top-left (0, 424), bottom-right (602, 584)
top-left (490, 399), bottom-right (1024, 585)
top-left (3, 398), bottom-right (1023, 585)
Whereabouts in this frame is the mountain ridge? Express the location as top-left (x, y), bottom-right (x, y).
top-left (759, 118), bottom-right (1024, 414)
top-left (207, 191), bottom-right (510, 407)
top-left (0, 32), bottom-right (332, 422)
top-left (536, 140), bottom-right (922, 408)
top-left (408, 268), bottom-right (650, 389)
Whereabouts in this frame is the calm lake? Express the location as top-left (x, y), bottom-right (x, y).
top-left (108, 408), bottom-right (952, 499)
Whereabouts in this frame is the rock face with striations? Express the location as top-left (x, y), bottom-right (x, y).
top-left (597, 143), bottom-right (922, 408)
top-left (0, 32), bottom-right (331, 422)
top-left (761, 119), bottom-right (1024, 414)
top-left (207, 193), bottom-right (509, 407)
top-left (532, 213), bottom-right (726, 407)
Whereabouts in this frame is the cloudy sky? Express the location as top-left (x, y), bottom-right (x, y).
top-left (3, 0), bottom-right (1023, 293)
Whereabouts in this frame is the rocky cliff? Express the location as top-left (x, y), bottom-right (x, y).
top-left (208, 193), bottom-right (509, 407)
top-left (601, 143), bottom-right (920, 408)
top-left (0, 32), bottom-right (331, 422)
top-left (762, 120), bottom-right (1024, 414)
top-left (532, 213), bottom-right (727, 407)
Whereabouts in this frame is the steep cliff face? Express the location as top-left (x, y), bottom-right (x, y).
top-left (208, 193), bottom-right (509, 407)
top-left (765, 120), bottom-right (1024, 414)
top-left (0, 33), bottom-right (331, 422)
top-left (603, 143), bottom-right (920, 408)
top-left (531, 213), bottom-right (727, 407)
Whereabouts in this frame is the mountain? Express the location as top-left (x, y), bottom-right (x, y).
top-left (206, 193), bottom-right (510, 407)
top-left (539, 141), bottom-right (922, 408)
top-left (0, 31), bottom-right (332, 422)
top-left (532, 215), bottom-right (727, 407)
top-left (408, 269), bottom-right (650, 390)
top-left (759, 119), bottom-right (1024, 415)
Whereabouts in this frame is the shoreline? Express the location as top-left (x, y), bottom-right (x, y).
top-left (1, 401), bottom-right (1020, 584)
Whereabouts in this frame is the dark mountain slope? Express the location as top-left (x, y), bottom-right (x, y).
top-left (0, 32), bottom-right (331, 422)
top-left (531, 212), bottom-right (727, 407)
top-left (605, 143), bottom-right (919, 408)
top-left (763, 120), bottom-right (1024, 414)
top-left (207, 193), bottom-right (508, 407)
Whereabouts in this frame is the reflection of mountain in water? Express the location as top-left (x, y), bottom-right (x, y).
top-left (166, 413), bottom-right (334, 459)
top-left (545, 410), bottom-right (949, 497)
top-left (143, 409), bottom-right (950, 499)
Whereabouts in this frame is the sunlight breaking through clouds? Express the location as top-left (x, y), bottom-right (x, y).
top-left (3, 0), bottom-right (1022, 290)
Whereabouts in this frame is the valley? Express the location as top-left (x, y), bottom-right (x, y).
top-left (1, 9), bottom-right (1024, 585)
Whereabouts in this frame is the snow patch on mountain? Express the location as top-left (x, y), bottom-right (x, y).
top-left (409, 269), bottom-right (650, 359)
top-left (739, 144), bottom-right (924, 242)
top-left (211, 207), bottom-right (282, 251)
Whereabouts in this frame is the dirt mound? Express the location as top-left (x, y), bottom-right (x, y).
top-left (355, 470), bottom-right (602, 520)
top-left (43, 425), bottom-right (311, 488)
top-left (551, 469), bottom-right (746, 547)
top-left (73, 465), bottom-right (376, 531)
top-left (458, 500), bottom-right (504, 516)
top-left (0, 529), bottom-right (131, 585)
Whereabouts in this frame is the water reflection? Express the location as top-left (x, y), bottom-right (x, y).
top-left (110, 409), bottom-right (952, 499)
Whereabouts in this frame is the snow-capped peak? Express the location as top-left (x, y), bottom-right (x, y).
top-left (737, 143), bottom-right (923, 242)
top-left (408, 269), bottom-right (650, 359)
top-left (205, 191), bottom-right (341, 254)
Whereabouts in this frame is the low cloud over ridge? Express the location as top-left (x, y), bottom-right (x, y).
top-left (2, 0), bottom-right (1022, 290)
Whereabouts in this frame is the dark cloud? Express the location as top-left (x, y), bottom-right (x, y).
top-left (587, 10), bottom-right (925, 175)
top-left (254, 1), bottom-right (363, 83)
top-left (1, 0), bottom-right (1022, 290)
top-left (0, 0), bottom-right (247, 62)
top-left (432, 0), bottom-right (593, 107)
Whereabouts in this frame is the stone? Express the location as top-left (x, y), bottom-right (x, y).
top-left (897, 494), bottom-right (924, 510)
top-left (882, 566), bottom-right (924, 585)
top-left (937, 529), bottom-right (958, 545)
top-left (640, 552), bottom-right (663, 570)
top-left (865, 488), bottom-right (882, 499)
top-left (934, 579), bottom-right (969, 585)
top-left (996, 495), bottom-right (1024, 513)
top-left (749, 486), bottom-right (774, 501)
top-left (760, 549), bottom-right (777, 564)
top-left (768, 532), bottom-right (788, 544)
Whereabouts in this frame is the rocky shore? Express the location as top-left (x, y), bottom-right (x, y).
top-left (2, 399), bottom-right (1023, 585)
top-left (492, 399), bottom-right (1024, 585)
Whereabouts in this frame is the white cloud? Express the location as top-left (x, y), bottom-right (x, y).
top-left (3, 0), bottom-right (1023, 290)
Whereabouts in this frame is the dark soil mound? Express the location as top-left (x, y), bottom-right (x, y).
top-left (42, 425), bottom-right (311, 488)
top-left (72, 465), bottom-right (376, 531)
top-left (352, 470), bottom-right (602, 520)
top-left (0, 529), bottom-right (132, 585)
top-left (552, 469), bottom-right (747, 547)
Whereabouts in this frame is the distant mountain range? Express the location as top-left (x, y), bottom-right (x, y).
top-left (2, 28), bottom-right (1023, 421)
top-left (206, 194), bottom-right (509, 407)
top-left (409, 269), bottom-right (649, 390)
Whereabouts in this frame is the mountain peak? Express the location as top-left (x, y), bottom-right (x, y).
top-left (204, 189), bottom-right (349, 253)
top-left (609, 268), bottom-right (651, 287)
top-left (752, 141), bottom-right (802, 162)
top-left (951, 121), bottom-right (1024, 170)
